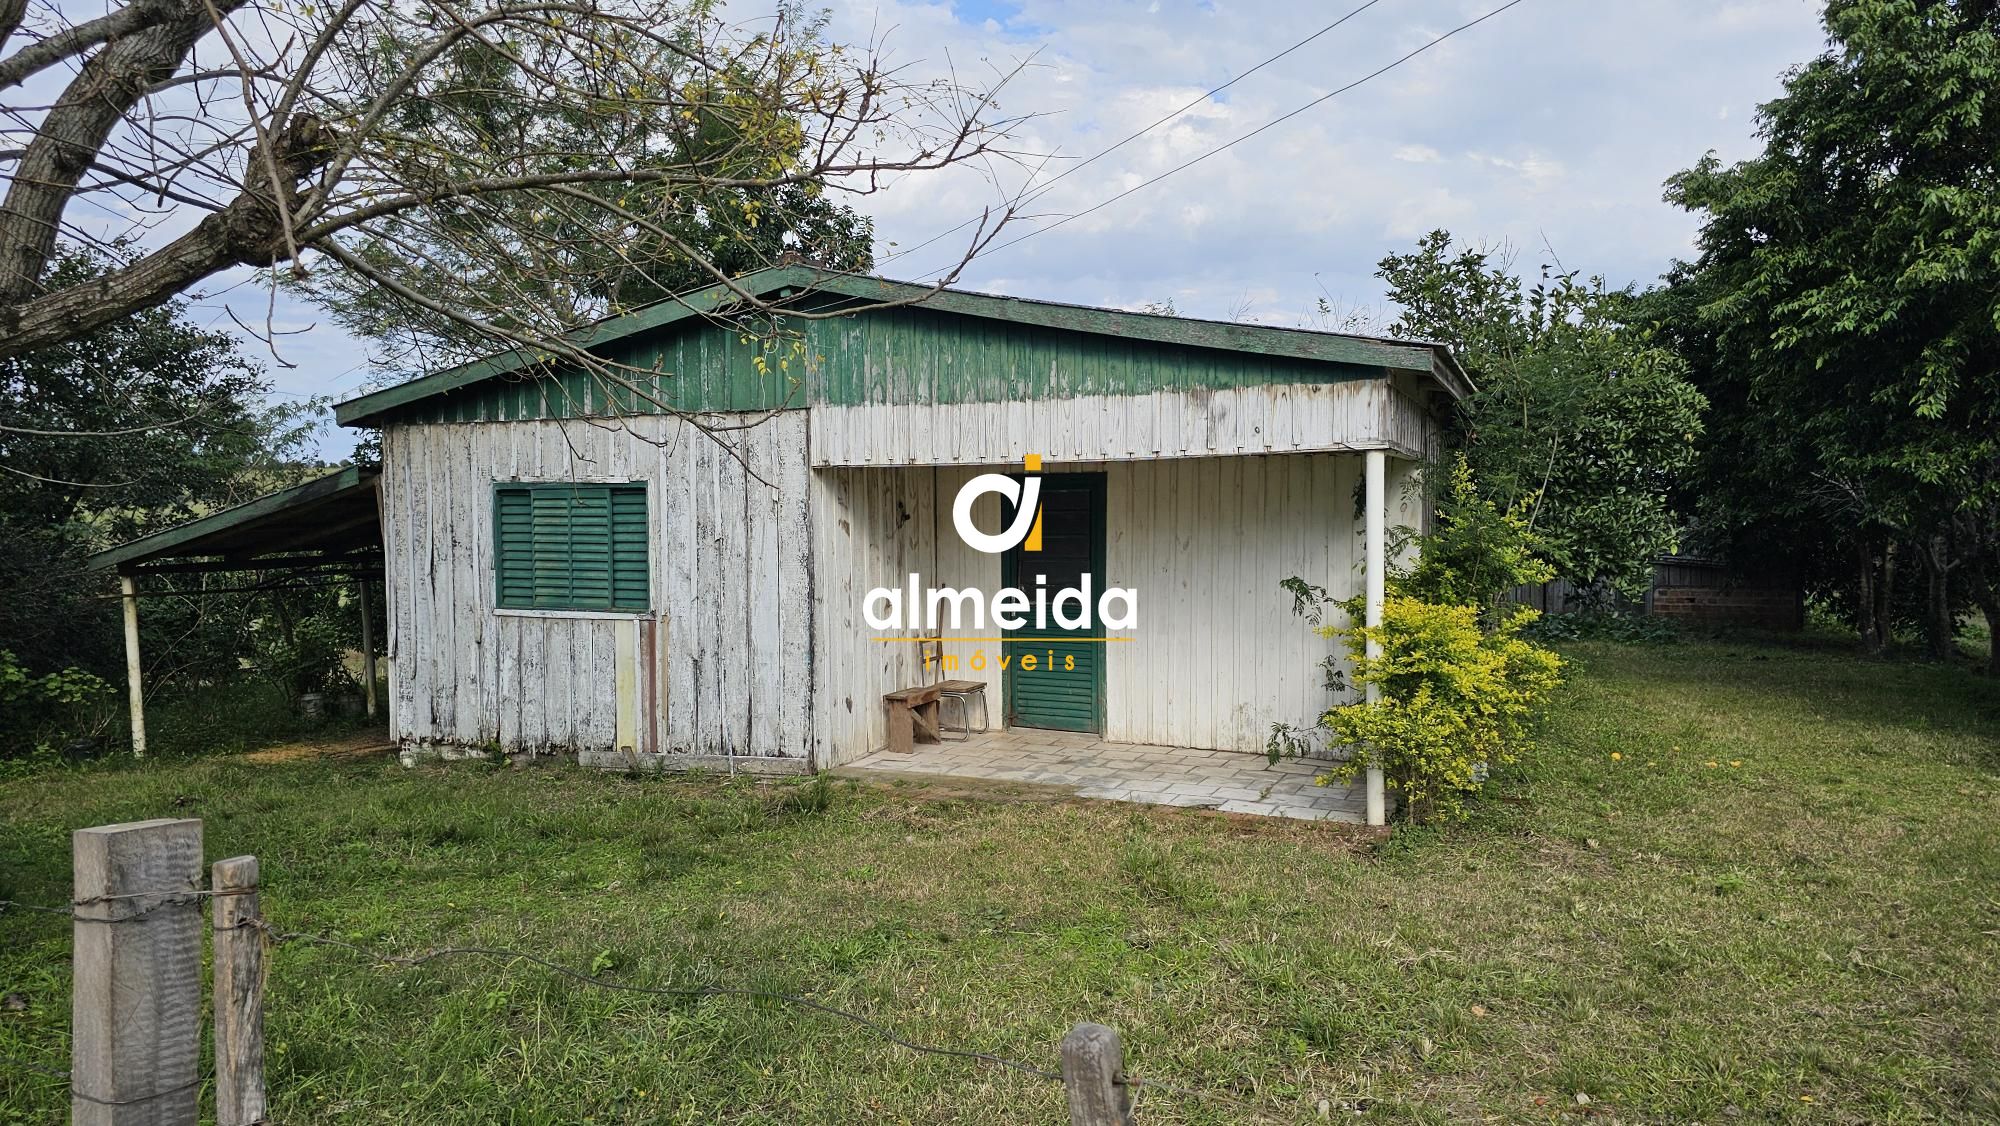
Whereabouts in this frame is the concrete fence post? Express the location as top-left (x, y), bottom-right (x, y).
top-left (1060, 1022), bottom-right (1132, 1125)
top-left (211, 856), bottom-right (266, 1125)
top-left (71, 818), bottom-right (203, 1125)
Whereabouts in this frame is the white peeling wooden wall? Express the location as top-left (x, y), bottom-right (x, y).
top-left (380, 413), bottom-right (1427, 766)
top-left (807, 466), bottom-right (933, 766)
top-left (809, 381), bottom-right (1434, 467)
top-left (928, 466), bottom-right (1006, 727)
top-left (807, 452), bottom-right (1422, 761)
top-left (807, 465), bottom-right (1008, 767)
top-left (1105, 454), bottom-right (1363, 753)
top-left (380, 412), bottom-right (812, 762)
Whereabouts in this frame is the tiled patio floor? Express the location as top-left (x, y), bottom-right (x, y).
top-left (842, 729), bottom-right (1372, 823)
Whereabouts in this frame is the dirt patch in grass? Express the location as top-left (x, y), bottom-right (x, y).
top-left (238, 728), bottom-right (394, 765)
top-left (842, 769), bottom-right (1387, 853)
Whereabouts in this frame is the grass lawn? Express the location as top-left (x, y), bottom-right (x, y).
top-left (3, 638), bottom-right (1998, 1123)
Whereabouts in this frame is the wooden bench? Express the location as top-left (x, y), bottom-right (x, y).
top-left (883, 684), bottom-right (943, 754)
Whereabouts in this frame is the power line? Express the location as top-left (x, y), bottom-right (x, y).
top-left (910, 0), bottom-right (1532, 279)
top-left (875, 0), bottom-right (1393, 270)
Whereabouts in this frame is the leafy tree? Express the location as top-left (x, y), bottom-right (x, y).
top-left (0, 245), bottom-right (322, 680)
top-left (1377, 231), bottom-right (1707, 598)
top-left (292, 12), bottom-right (879, 374)
top-left (0, 0), bottom-right (1024, 399)
top-left (1650, 0), bottom-right (2000, 664)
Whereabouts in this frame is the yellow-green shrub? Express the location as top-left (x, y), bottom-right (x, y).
top-left (1317, 598), bottom-right (1564, 823)
top-left (1398, 454), bottom-right (1553, 621)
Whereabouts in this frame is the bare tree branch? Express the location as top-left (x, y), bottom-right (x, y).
top-left (0, 0), bottom-right (164, 91)
top-left (0, 0), bottom-right (1036, 388)
top-left (0, 0), bottom-right (253, 305)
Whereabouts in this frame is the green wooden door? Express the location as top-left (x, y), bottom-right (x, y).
top-left (1002, 474), bottom-right (1106, 732)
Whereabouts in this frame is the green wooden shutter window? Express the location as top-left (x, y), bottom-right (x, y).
top-left (495, 484), bottom-right (649, 611)
top-left (495, 488), bottom-right (537, 607)
top-left (609, 487), bottom-right (649, 610)
top-left (566, 489), bottom-right (612, 608)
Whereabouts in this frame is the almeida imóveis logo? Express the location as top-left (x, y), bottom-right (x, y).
top-left (863, 455), bottom-right (1137, 632)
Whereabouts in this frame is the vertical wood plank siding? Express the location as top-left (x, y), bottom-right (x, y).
top-left (929, 466), bottom-right (1006, 726)
top-left (807, 381), bottom-right (1435, 466)
top-left (383, 417), bottom-right (1418, 764)
top-left (808, 465), bottom-right (1017, 766)
top-left (1103, 456), bottom-right (1362, 753)
top-left (383, 304), bottom-right (1393, 422)
top-left (804, 454), bottom-right (1396, 761)
top-left (381, 413), bottom-right (812, 761)
top-left (811, 468), bottom-right (917, 765)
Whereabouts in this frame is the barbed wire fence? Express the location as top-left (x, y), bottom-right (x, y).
top-left (0, 817), bottom-right (1301, 1124)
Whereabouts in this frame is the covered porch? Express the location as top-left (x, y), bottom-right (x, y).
top-left (811, 445), bottom-right (1419, 823)
top-left (801, 322), bottom-right (1458, 825)
top-left (841, 728), bottom-right (1374, 822)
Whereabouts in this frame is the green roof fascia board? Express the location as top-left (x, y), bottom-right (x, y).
top-left (334, 268), bottom-right (1470, 427)
top-left (333, 266), bottom-right (828, 426)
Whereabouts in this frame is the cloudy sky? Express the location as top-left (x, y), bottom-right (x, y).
top-left (204, 0), bottom-right (1831, 456)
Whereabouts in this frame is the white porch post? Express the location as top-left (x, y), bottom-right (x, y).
top-left (119, 574), bottom-right (146, 758)
top-left (358, 578), bottom-right (378, 719)
top-left (1363, 450), bottom-right (1387, 825)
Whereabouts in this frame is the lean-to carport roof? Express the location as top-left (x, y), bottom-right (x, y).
top-left (333, 268), bottom-right (1473, 428)
top-left (88, 465), bottom-right (382, 575)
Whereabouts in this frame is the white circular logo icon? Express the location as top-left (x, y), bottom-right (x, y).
top-left (951, 473), bottom-right (1042, 554)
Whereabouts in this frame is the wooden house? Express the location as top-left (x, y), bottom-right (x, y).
top-left (330, 268), bottom-right (1468, 823)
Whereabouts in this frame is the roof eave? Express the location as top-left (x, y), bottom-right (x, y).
top-left (334, 269), bottom-right (1469, 426)
top-left (87, 465), bottom-right (377, 573)
top-left (333, 265), bottom-right (825, 427)
top-left (1429, 345), bottom-right (1475, 401)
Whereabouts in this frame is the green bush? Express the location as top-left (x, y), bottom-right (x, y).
top-left (1275, 460), bottom-right (1570, 823)
top-left (1520, 610), bottom-right (1680, 644)
top-left (1318, 598), bottom-right (1564, 823)
top-left (1397, 454), bottom-right (1553, 616)
top-left (0, 649), bottom-right (115, 771)
top-left (251, 612), bottom-right (356, 703)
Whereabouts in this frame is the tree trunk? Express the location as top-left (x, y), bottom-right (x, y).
top-left (0, 0), bottom-right (31, 49)
top-left (1876, 541), bottom-right (1898, 654)
top-left (1921, 534), bottom-right (1955, 662)
top-left (1982, 601), bottom-right (2000, 678)
top-left (0, 0), bottom-right (249, 305)
top-left (1966, 538), bottom-right (2000, 678)
top-left (0, 209), bottom-right (245, 356)
top-left (1854, 538), bottom-right (1886, 655)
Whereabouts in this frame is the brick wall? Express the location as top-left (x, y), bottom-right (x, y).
top-left (1650, 586), bottom-right (1801, 631)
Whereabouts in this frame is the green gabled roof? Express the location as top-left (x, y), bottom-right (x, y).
top-left (333, 267), bottom-right (1471, 427)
